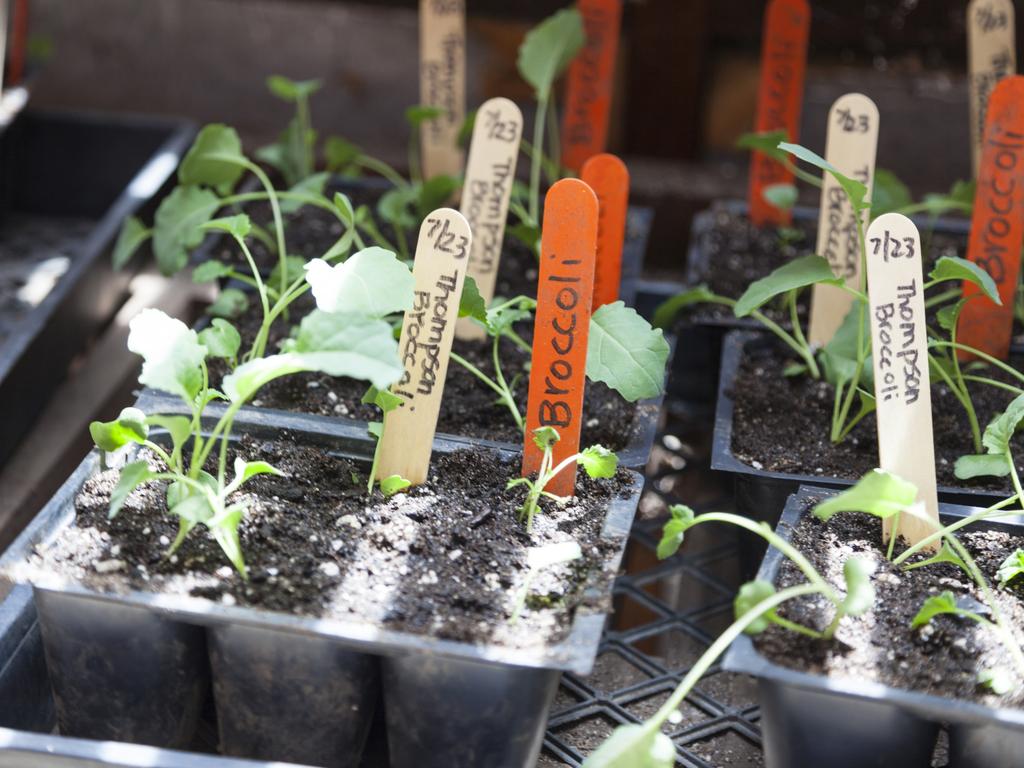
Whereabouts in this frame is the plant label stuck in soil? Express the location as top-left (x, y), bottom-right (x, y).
top-left (560, 0), bottom-right (622, 172)
top-left (419, 0), bottom-right (466, 181)
top-left (808, 93), bottom-right (879, 346)
top-left (748, 0), bottom-right (810, 227)
top-left (866, 213), bottom-right (940, 548)
top-left (968, 0), bottom-right (1016, 178)
top-left (455, 97), bottom-right (523, 341)
top-left (522, 179), bottom-right (598, 497)
top-left (580, 153), bottom-right (628, 310)
top-left (959, 75), bottom-right (1024, 360)
top-left (377, 208), bottom-right (472, 485)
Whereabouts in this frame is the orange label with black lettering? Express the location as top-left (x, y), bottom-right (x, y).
top-left (521, 179), bottom-right (598, 497)
top-left (561, 0), bottom-right (622, 172)
top-left (959, 75), bottom-right (1024, 360)
top-left (748, 0), bottom-right (810, 227)
top-left (581, 153), bottom-right (629, 309)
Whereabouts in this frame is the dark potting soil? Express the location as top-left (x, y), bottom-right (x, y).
top-left (729, 338), bottom-right (1024, 493)
top-left (28, 437), bottom-right (633, 651)
top-left (756, 499), bottom-right (1024, 709)
top-left (206, 293), bottom-right (640, 451)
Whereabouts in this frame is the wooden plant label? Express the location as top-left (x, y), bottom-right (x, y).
top-left (968, 0), bottom-right (1016, 178)
top-left (521, 179), bottom-right (598, 497)
top-left (748, 0), bottom-right (810, 227)
top-left (959, 75), bottom-right (1024, 360)
top-left (580, 153), bottom-right (629, 309)
top-left (376, 209), bottom-right (472, 485)
top-left (561, 0), bottom-right (623, 173)
top-left (866, 213), bottom-right (940, 548)
top-left (455, 97), bottom-right (523, 341)
top-left (419, 0), bottom-right (466, 181)
top-left (807, 93), bottom-right (879, 346)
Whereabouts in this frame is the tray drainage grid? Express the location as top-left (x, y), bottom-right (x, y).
top-left (538, 401), bottom-right (765, 767)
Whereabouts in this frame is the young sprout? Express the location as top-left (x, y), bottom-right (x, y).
top-left (507, 427), bottom-right (617, 532)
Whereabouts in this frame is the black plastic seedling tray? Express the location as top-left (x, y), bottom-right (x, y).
top-left (0, 404), bottom-right (643, 768)
top-left (0, 109), bottom-right (194, 467)
top-left (725, 485), bottom-right (1024, 768)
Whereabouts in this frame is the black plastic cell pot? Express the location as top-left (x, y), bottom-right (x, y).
top-left (0, 406), bottom-right (643, 768)
top-left (658, 199), bottom-right (971, 404)
top-left (723, 485), bottom-right (1024, 768)
top-left (0, 109), bottom-right (194, 468)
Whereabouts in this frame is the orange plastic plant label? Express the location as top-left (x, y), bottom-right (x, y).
top-left (580, 153), bottom-right (629, 309)
top-left (521, 179), bottom-right (598, 497)
top-left (561, 0), bottom-right (622, 172)
top-left (959, 75), bottom-right (1024, 360)
top-left (747, 0), bottom-right (810, 227)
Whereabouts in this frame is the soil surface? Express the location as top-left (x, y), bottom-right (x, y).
top-left (206, 293), bottom-right (644, 452)
top-left (729, 337), bottom-right (1024, 493)
top-left (756, 497), bottom-right (1024, 709)
top-left (23, 437), bottom-right (635, 651)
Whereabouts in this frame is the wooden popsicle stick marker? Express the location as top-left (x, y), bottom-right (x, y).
top-left (561, 0), bottom-right (623, 172)
top-left (580, 153), bottom-right (629, 309)
top-left (748, 0), bottom-right (810, 227)
top-left (455, 97), bottom-right (523, 341)
top-left (521, 180), bottom-right (598, 497)
top-left (866, 214), bottom-right (939, 549)
top-left (376, 209), bottom-right (472, 485)
top-left (419, 0), bottom-right (466, 181)
top-left (968, 0), bottom-right (1016, 178)
top-left (807, 93), bottom-right (879, 346)
top-left (959, 75), bottom-right (1024, 360)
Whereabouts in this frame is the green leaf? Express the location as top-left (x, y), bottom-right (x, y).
top-left (225, 313), bottom-right (402, 401)
top-left (112, 216), bottom-right (151, 270)
top-left (232, 457), bottom-right (285, 488)
top-left (841, 556), bottom-right (876, 616)
top-left (381, 475), bottom-right (412, 497)
top-left (908, 542), bottom-right (971, 577)
top-left (90, 407), bottom-right (149, 452)
top-left (978, 667), bottom-right (1014, 695)
top-left (109, 460), bottom-right (156, 519)
top-left (269, 255), bottom-right (307, 292)
top-left (508, 222), bottom-right (541, 255)
top-left (652, 285), bottom-right (719, 329)
top-left (486, 296), bottom-right (535, 337)
top-left (152, 186), bottom-right (220, 276)
top-left (813, 469), bottom-right (918, 521)
top-left (734, 255), bottom-right (842, 318)
top-left (779, 141), bottom-right (868, 212)
top-left (361, 385), bottom-right (403, 414)
top-left (405, 105), bottom-right (445, 128)
top-left (377, 187), bottom-right (417, 231)
top-left (459, 276), bottom-right (488, 323)
top-left (911, 590), bottom-right (982, 628)
top-left (983, 394), bottom-right (1024, 455)
top-left (587, 302), bottom-right (669, 402)
top-left (820, 304), bottom-right (870, 388)
top-left (581, 723), bottom-right (675, 768)
top-left (304, 248), bottom-right (414, 316)
top-left (997, 549), bottom-right (1024, 587)
top-left (762, 183), bottom-right (797, 210)
top-left (199, 318), bottom-right (241, 360)
top-left (416, 175), bottom-right (459, 217)
top-left (458, 110), bottom-right (477, 148)
top-left (954, 453), bottom-right (1012, 480)
top-left (930, 256), bottom-right (1000, 305)
top-left (517, 7), bottom-right (585, 100)
top-left (192, 260), bottom-right (233, 283)
top-left (167, 470), bottom-right (217, 512)
top-left (657, 504), bottom-right (695, 560)
top-left (333, 192), bottom-right (356, 225)
top-left (579, 445), bottom-right (618, 479)
top-left (178, 124), bottom-right (246, 195)
top-left (532, 426), bottom-right (561, 451)
top-left (208, 288), bottom-right (249, 319)
top-left (211, 502), bottom-right (248, 577)
top-left (734, 580), bottom-right (776, 635)
top-left (937, 297), bottom-right (968, 333)
top-left (735, 130), bottom-right (790, 163)
top-left (280, 172), bottom-right (329, 215)
top-left (266, 75), bottom-right (321, 102)
top-left (127, 309), bottom-right (206, 401)
top-left (870, 168), bottom-right (913, 217)
top-left (324, 136), bottom-right (361, 174)
top-left (201, 214), bottom-right (251, 239)
top-left (145, 415), bottom-right (191, 456)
